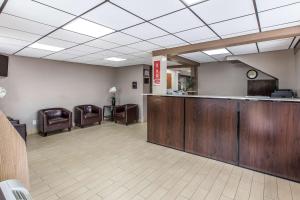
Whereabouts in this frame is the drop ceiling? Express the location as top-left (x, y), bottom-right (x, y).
top-left (0, 0), bottom-right (299, 67)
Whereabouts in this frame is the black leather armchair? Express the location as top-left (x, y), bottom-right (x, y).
top-left (74, 105), bottom-right (102, 128)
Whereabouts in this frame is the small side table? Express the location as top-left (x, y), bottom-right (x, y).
top-left (103, 105), bottom-right (115, 121)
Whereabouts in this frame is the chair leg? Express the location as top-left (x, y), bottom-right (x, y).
top-left (43, 132), bottom-right (47, 137)
top-left (68, 128), bottom-right (71, 131)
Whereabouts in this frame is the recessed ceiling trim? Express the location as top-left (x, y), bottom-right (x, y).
top-left (152, 25), bottom-right (300, 56)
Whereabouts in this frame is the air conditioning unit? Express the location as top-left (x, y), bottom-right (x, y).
top-left (0, 180), bottom-right (32, 200)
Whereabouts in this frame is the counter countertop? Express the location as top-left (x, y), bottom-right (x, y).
top-left (143, 94), bottom-right (300, 102)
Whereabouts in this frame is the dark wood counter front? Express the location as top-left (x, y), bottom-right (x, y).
top-left (147, 96), bottom-right (184, 150)
top-left (185, 98), bottom-right (238, 164)
top-left (239, 101), bottom-right (300, 181)
top-left (147, 95), bottom-right (300, 182)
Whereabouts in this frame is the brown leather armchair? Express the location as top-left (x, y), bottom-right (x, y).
top-left (38, 108), bottom-right (72, 137)
top-left (114, 104), bottom-right (139, 125)
top-left (74, 105), bottom-right (102, 128)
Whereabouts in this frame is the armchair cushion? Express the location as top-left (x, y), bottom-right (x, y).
top-left (48, 117), bottom-right (69, 125)
top-left (84, 113), bottom-right (99, 119)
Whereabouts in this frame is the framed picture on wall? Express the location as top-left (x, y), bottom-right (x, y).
top-left (132, 81), bottom-right (137, 89)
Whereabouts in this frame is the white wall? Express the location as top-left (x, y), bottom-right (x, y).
top-left (198, 61), bottom-right (274, 96)
top-left (0, 56), bottom-right (115, 133)
top-left (228, 50), bottom-right (296, 89)
top-left (114, 65), bottom-right (144, 122)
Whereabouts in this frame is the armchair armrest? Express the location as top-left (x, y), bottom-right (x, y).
top-left (38, 110), bottom-right (48, 133)
top-left (61, 108), bottom-right (72, 118)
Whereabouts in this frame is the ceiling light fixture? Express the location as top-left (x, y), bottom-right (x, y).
top-left (63, 18), bottom-right (115, 38)
top-left (29, 43), bottom-right (65, 52)
top-left (203, 48), bottom-right (229, 55)
top-left (105, 57), bottom-right (126, 62)
top-left (182, 0), bottom-right (206, 6)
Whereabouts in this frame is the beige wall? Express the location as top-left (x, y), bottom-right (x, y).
top-left (228, 50), bottom-right (296, 89)
top-left (0, 56), bottom-right (115, 133)
top-left (114, 65), bottom-right (144, 122)
top-left (198, 61), bottom-right (274, 96)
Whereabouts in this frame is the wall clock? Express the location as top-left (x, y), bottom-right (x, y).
top-left (247, 70), bottom-right (258, 79)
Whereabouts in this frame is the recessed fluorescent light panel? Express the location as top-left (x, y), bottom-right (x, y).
top-left (29, 43), bottom-right (65, 51)
top-left (105, 57), bottom-right (126, 62)
top-left (63, 18), bottom-right (115, 38)
top-left (203, 48), bottom-right (229, 55)
top-left (183, 0), bottom-right (206, 6)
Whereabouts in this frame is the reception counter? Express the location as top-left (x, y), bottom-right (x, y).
top-left (146, 95), bottom-right (300, 182)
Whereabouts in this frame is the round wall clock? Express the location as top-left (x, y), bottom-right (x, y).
top-left (247, 70), bottom-right (258, 79)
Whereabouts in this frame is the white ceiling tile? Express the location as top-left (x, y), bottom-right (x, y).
top-left (211, 53), bottom-right (231, 61)
top-left (150, 9), bottom-right (204, 33)
top-left (181, 52), bottom-right (216, 63)
top-left (0, 36), bottom-right (30, 47)
top-left (16, 47), bottom-right (53, 58)
top-left (256, 0), bottom-right (300, 11)
top-left (110, 0), bottom-right (185, 20)
top-left (175, 26), bottom-right (218, 43)
top-left (37, 37), bottom-right (77, 49)
top-left (33, 0), bottom-right (105, 15)
top-left (49, 29), bottom-right (94, 44)
top-left (132, 52), bottom-right (152, 58)
top-left (112, 46), bottom-right (140, 54)
top-left (96, 50), bottom-right (123, 57)
top-left (122, 23), bottom-right (168, 40)
top-left (45, 52), bottom-right (78, 61)
top-left (71, 56), bottom-right (99, 63)
top-left (259, 3), bottom-right (300, 28)
top-left (221, 29), bottom-right (259, 39)
top-left (68, 45), bottom-right (102, 53)
top-left (191, 0), bottom-right (255, 24)
top-left (127, 41), bottom-right (161, 51)
top-left (83, 2), bottom-right (143, 30)
top-left (148, 35), bottom-right (187, 48)
top-left (262, 21), bottom-right (300, 31)
top-left (211, 15), bottom-right (259, 37)
top-left (0, 13), bottom-right (55, 35)
top-left (3, 0), bottom-right (75, 27)
top-left (101, 32), bottom-right (141, 45)
top-left (0, 37), bottom-right (30, 54)
top-left (227, 44), bottom-right (258, 55)
top-left (86, 38), bottom-right (120, 49)
top-left (258, 38), bottom-right (294, 52)
top-left (0, 27), bottom-right (41, 42)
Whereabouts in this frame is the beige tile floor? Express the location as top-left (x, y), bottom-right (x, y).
top-left (27, 122), bottom-right (300, 200)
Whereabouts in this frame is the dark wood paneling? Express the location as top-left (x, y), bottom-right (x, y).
top-left (147, 96), bottom-right (184, 150)
top-left (185, 98), bottom-right (238, 164)
top-left (239, 101), bottom-right (300, 181)
top-left (247, 80), bottom-right (278, 96)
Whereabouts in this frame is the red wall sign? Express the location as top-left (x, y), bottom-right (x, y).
top-left (153, 60), bottom-right (161, 85)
